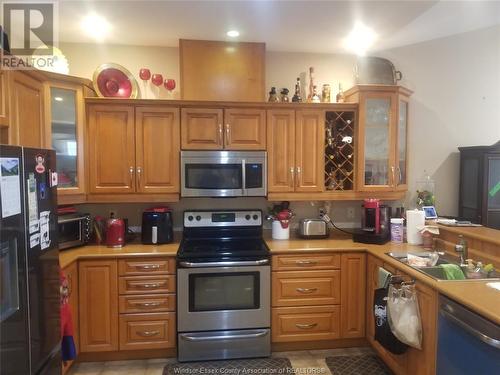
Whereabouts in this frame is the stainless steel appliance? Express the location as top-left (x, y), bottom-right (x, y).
top-left (298, 218), bottom-right (329, 239)
top-left (181, 151), bottom-right (267, 197)
top-left (437, 295), bottom-right (500, 374)
top-left (0, 145), bottom-right (60, 375)
top-left (58, 213), bottom-right (91, 250)
top-left (176, 210), bottom-right (270, 362)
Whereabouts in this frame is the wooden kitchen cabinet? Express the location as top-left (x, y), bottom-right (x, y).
top-left (0, 69), bottom-right (9, 127)
top-left (267, 109), bottom-right (324, 193)
top-left (9, 71), bottom-right (45, 147)
top-left (181, 107), bottom-right (266, 150)
top-left (345, 85), bottom-right (412, 192)
top-left (79, 259), bottom-right (119, 352)
top-left (340, 253), bottom-right (366, 338)
top-left (135, 107), bottom-right (180, 193)
top-left (119, 312), bottom-right (176, 350)
top-left (88, 105), bottom-right (135, 194)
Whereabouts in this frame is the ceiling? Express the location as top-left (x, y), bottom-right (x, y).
top-left (58, 1), bottom-right (500, 53)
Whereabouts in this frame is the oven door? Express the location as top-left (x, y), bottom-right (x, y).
top-left (58, 216), bottom-right (84, 250)
top-left (177, 263), bottom-right (270, 332)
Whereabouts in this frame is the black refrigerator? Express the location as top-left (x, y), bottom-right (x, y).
top-left (0, 145), bottom-right (60, 375)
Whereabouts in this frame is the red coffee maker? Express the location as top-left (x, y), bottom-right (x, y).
top-left (106, 218), bottom-right (125, 248)
top-left (354, 199), bottom-right (392, 244)
top-left (362, 198), bottom-right (381, 234)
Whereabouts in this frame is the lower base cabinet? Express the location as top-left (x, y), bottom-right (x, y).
top-left (78, 257), bottom-right (177, 356)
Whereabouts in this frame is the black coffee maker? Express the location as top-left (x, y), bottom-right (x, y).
top-left (141, 207), bottom-right (173, 244)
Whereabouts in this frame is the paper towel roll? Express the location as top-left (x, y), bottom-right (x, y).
top-left (407, 209), bottom-right (425, 245)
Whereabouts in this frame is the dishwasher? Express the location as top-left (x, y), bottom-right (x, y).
top-left (437, 295), bottom-right (500, 374)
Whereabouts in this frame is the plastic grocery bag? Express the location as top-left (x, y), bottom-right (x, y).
top-left (387, 283), bottom-right (422, 349)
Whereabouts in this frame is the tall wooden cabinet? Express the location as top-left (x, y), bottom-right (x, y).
top-left (267, 109), bottom-right (324, 193)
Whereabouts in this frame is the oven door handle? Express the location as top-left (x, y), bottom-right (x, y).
top-left (241, 158), bottom-right (246, 196)
top-left (178, 259), bottom-right (269, 267)
top-left (58, 216), bottom-right (86, 224)
top-left (180, 330), bottom-right (269, 342)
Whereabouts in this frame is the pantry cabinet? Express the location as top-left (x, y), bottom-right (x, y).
top-left (181, 107), bottom-right (266, 150)
top-left (345, 85), bottom-right (412, 192)
top-left (267, 109), bottom-right (324, 193)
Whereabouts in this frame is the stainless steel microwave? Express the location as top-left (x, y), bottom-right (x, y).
top-left (181, 151), bottom-right (267, 197)
top-left (58, 213), bottom-right (91, 250)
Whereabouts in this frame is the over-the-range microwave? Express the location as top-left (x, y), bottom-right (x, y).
top-left (181, 151), bottom-right (267, 197)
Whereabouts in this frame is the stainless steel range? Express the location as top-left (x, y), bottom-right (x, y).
top-left (176, 210), bottom-right (271, 362)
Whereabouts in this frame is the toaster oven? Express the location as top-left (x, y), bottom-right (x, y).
top-left (58, 213), bottom-right (91, 250)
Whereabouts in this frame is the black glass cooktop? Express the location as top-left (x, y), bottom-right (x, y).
top-left (177, 238), bottom-right (269, 262)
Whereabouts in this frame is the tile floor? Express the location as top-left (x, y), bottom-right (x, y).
top-left (69, 347), bottom-right (375, 375)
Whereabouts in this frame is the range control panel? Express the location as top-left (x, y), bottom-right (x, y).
top-left (184, 210), bottom-right (262, 227)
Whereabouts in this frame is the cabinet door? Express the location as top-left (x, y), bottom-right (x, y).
top-left (459, 153), bottom-right (483, 223)
top-left (88, 105), bottom-right (136, 194)
top-left (358, 93), bottom-right (396, 191)
top-left (224, 108), bottom-right (266, 150)
top-left (0, 69), bottom-right (9, 127)
top-left (136, 107), bottom-right (180, 193)
top-left (9, 71), bottom-right (45, 147)
top-left (295, 109), bottom-right (324, 192)
top-left (267, 109), bottom-right (295, 192)
top-left (485, 155), bottom-right (500, 229)
top-left (395, 95), bottom-right (409, 191)
top-left (181, 108), bottom-right (223, 149)
top-left (79, 260), bottom-right (118, 352)
top-left (47, 83), bottom-right (86, 196)
top-left (340, 253), bottom-right (366, 338)
top-left (63, 262), bottom-right (79, 354)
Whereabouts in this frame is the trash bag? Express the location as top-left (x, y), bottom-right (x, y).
top-left (387, 283), bottom-right (423, 349)
top-left (373, 287), bottom-right (408, 354)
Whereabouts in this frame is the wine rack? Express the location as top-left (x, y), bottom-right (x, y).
top-left (325, 111), bottom-right (355, 191)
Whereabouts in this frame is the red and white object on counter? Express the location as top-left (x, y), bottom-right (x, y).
top-left (272, 209), bottom-right (294, 240)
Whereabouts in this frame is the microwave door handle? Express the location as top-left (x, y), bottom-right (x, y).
top-left (241, 159), bottom-right (246, 196)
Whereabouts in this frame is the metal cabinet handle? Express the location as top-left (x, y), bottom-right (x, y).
top-left (391, 166), bottom-right (395, 187)
top-left (135, 301), bottom-right (162, 308)
top-left (225, 123), bottom-right (231, 144)
top-left (136, 167), bottom-right (142, 189)
top-left (128, 282), bottom-right (163, 289)
top-left (180, 330), bottom-right (269, 342)
top-left (129, 166), bottom-right (134, 186)
top-left (135, 264), bottom-right (160, 271)
top-left (397, 166), bottom-right (402, 185)
top-left (296, 287), bottom-right (318, 294)
top-left (218, 123), bottom-right (223, 146)
top-left (295, 323), bottom-right (318, 329)
top-left (137, 330), bottom-right (160, 337)
top-left (295, 260), bottom-right (318, 266)
top-left (296, 166), bottom-right (301, 187)
top-left (289, 167), bottom-right (295, 188)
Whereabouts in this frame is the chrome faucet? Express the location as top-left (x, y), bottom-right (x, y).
top-left (455, 235), bottom-right (468, 266)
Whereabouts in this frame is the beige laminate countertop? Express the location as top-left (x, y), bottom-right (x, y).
top-left (59, 232), bottom-right (500, 325)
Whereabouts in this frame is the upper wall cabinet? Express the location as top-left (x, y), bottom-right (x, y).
top-left (345, 85), bottom-right (412, 192)
top-left (181, 107), bottom-right (266, 150)
top-left (0, 70), bottom-right (9, 128)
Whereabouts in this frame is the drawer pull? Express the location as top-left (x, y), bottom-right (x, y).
top-left (135, 264), bottom-right (161, 271)
top-left (135, 302), bottom-right (162, 308)
top-left (137, 330), bottom-right (160, 337)
top-left (128, 282), bottom-right (163, 289)
top-left (295, 323), bottom-right (318, 329)
top-left (296, 287), bottom-right (318, 294)
top-left (295, 260), bottom-right (318, 266)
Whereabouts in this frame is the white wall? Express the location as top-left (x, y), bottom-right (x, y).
top-left (60, 24), bottom-right (500, 219)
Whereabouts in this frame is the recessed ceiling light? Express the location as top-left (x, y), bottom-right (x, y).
top-left (54, 96), bottom-right (63, 102)
top-left (226, 30), bottom-right (240, 38)
top-left (81, 14), bottom-right (111, 40)
top-left (343, 22), bottom-right (377, 56)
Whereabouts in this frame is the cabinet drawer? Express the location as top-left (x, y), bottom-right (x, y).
top-left (118, 257), bottom-right (175, 276)
top-left (119, 275), bottom-right (175, 295)
top-left (272, 306), bottom-right (340, 342)
top-left (119, 294), bottom-right (176, 314)
top-left (272, 270), bottom-right (340, 307)
top-left (119, 312), bottom-right (176, 350)
top-left (272, 254), bottom-right (341, 271)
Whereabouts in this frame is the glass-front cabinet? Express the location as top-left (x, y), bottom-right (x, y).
top-left (345, 85), bottom-right (412, 192)
top-left (46, 82), bottom-right (85, 200)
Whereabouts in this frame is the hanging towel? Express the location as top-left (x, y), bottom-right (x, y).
top-left (60, 271), bottom-right (76, 362)
top-left (440, 264), bottom-right (466, 280)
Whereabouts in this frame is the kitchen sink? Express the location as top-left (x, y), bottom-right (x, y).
top-left (385, 251), bottom-right (500, 281)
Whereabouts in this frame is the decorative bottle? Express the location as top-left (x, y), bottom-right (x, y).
top-left (336, 83), bottom-right (345, 103)
top-left (292, 78), bottom-right (302, 102)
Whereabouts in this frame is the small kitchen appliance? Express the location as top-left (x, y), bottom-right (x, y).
top-left (176, 210), bottom-right (270, 362)
top-left (298, 218), bottom-right (329, 239)
top-left (105, 218), bottom-right (125, 248)
top-left (141, 207), bottom-right (173, 244)
top-left (58, 213), bottom-right (91, 250)
top-left (353, 199), bottom-right (392, 244)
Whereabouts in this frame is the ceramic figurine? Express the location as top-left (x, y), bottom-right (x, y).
top-left (292, 77), bottom-right (302, 102)
top-left (311, 85), bottom-right (321, 103)
top-left (321, 84), bottom-right (331, 103)
top-left (268, 87), bottom-right (279, 102)
top-left (280, 88), bottom-right (290, 102)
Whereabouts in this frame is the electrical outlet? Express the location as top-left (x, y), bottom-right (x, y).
top-left (347, 207), bottom-right (355, 219)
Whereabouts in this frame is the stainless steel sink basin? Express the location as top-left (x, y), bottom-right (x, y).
top-left (385, 251), bottom-right (500, 281)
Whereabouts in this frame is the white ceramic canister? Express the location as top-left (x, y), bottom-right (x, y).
top-left (272, 220), bottom-right (290, 240)
top-left (406, 209), bottom-right (425, 245)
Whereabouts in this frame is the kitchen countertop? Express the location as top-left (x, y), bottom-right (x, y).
top-left (59, 231), bottom-right (500, 325)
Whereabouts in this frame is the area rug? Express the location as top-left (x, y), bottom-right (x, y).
top-left (164, 357), bottom-right (293, 375)
top-left (325, 354), bottom-right (392, 375)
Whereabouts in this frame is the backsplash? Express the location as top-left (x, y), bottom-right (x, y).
top-left (78, 198), bottom-right (405, 231)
